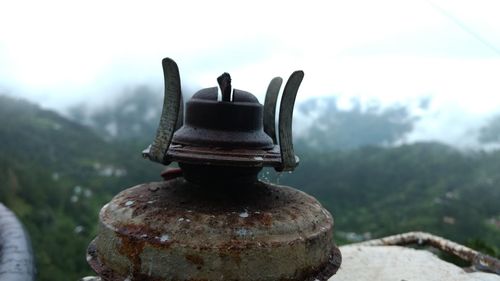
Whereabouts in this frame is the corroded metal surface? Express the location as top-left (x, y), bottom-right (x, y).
top-left (171, 86), bottom-right (274, 150)
top-left (217, 72), bottom-right (232, 102)
top-left (92, 57), bottom-right (337, 281)
top-left (277, 71), bottom-right (303, 172)
top-left (165, 144), bottom-right (284, 167)
top-left (263, 77), bottom-right (283, 144)
top-left (143, 57), bottom-right (304, 173)
top-left (88, 178), bottom-right (340, 280)
top-left (0, 203), bottom-right (35, 281)
top-left (144, 58), bottom-right (182, 165)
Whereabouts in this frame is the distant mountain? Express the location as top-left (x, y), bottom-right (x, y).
top-left (0, 95), bottom-right (162, 281)
top-left (294, 97), bottom-right (416, 151)
top-left (67, 85), bottom-right (163, 141)
top-left (479, 114), bottom-right (500, 145)
top-left (1, 94), bottom-right (499, 281)
top-left (0, 95), bottom-right (109, 174)
top-left (281, 142), bottom-right (500, 248)
top-left (71, 88), bottom-right (417, 152)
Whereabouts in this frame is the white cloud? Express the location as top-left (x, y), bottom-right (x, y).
top-left (0, 0), bottom-right (500, 145)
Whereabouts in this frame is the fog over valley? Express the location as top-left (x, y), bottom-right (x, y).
top-left (1, 1), bottom-right (499, 149)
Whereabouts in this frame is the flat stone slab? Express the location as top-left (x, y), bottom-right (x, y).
top-left (333, 245), bottom-right (500, 281)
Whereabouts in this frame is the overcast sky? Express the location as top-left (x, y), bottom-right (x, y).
top-left (1, 0), bottom-right (499, 146)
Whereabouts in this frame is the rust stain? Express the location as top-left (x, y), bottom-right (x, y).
top-left (257, 212), bottom-right (273, 226)
top-left (218, 250), bottom-right (242, 266)
top-left (185, 254), bottom-right (205, 266)
top-left (117, 234), bottom-right (145, 276)
top-left (90, 180), bottom-right (341, 280)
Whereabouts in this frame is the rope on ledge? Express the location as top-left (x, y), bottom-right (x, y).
top-left (353, 231), bottom-right (500, 275)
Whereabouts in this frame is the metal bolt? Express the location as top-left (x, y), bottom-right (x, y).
top-left (217, 72), bottom-right (232, 102)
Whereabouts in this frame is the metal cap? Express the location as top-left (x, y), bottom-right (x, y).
top-left (143, 58), bottom-right (304, 172)
top-left (172, 82), bottom-right (274, 149)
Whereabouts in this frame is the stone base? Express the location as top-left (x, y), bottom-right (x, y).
top-left (333, 246), bottom-right (500, 281)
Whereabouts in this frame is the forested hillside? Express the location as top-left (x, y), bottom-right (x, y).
top-left (0, 93), bottom-right (499, 281)
top-left (0, 95), bottom-right (163, 280)
top-left (283, 144), bottom-right (500, 246)
top-left (295, 97), bottom-right (416, 150)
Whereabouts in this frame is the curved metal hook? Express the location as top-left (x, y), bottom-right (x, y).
top-left (143, 57), bottom-right (182, 165)
top-left (277, 71), bottom-right (304, 172)
top-left (263, 77), bottom-right (283, 144)
top-left (175, 93), bottom-right (184, 130)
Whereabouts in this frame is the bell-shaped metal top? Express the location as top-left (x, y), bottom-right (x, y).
top-left (172, 73), bottom-right (274, 150)
top-left (143, 58), bottom-right (303, 172)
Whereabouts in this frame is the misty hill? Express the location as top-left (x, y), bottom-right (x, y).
top-left (295, 97), bottom-right (415, 151)
top-left (67, 85), bottom-right (500, 152)
top-left (479, 114), bottom-right (500, 146)
top-left (0, 95), bottom-right (162, 281)
top-left (0, 95), bottom-right (109, 175)
top-left (67, 85), bottom-right (163, 142)
top-left (282, 143), bottom-right (500, 247)
top-left (0, 94), bottom-right (499, 281)
top-left (68, 86), bottom-right (417, 151)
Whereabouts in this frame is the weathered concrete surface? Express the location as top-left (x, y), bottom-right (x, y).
top-left (356, 231), bottom-right (500, 273)
top-left (0, 203), bottom-right (35, 281)
top-left (332, 245), bottom-right (500, 281)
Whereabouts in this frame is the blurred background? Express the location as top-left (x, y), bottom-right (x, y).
top-left (0, 0), bottom-right (499, 280)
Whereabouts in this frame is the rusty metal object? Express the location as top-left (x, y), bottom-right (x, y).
top-left (355, 231), bottom-right (500, 275)
top-left (0, 203), bottom-right (36, 281)
top-left (277, 71), bottom-right (303, 172)
top-left (171, 85), bottom-right (274, 150)
top-left (87, 178), bottom-right (341, 281)
top-left (263, 77), bottom-right (283, 144)
top-left (160, 168), bottom-right (183, 181)
top-left (165, 144), bottom-right (282, 168)
top-left (143, 58), bottom-right (182, 165)
top-left (142, 58), bottom-right (303, 172)
top-left (217, 72), bottom-right (232, 102)
top-left (88, 57), bottom-right (341, 280)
